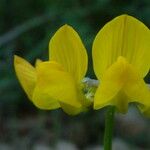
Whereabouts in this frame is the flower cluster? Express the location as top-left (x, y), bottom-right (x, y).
top-left (14, 15), bottom-right (150, 116)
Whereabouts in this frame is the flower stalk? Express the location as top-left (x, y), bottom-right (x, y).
top-left (104, 106), bottom-right (116, 150)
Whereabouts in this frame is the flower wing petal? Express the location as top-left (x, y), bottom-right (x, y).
top-left (93, 14), bottom-right (150, 79)
top-left (124, 76), bottom-right (150, 116)
top-left (94, 57), bottom-right (124, 110)
top-left (49, 25), bottom-right (88, 83)
top-left (14, 55), bottom-right (36, 100)
top-left (94, 56), bottom-right (150, 113)
top-left (32, 61), bottom-right (82, 114)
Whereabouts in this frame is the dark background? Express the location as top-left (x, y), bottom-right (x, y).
top-left (0, 0), bottom-right (150, 149)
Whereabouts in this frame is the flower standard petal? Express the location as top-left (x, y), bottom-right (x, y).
top-left (32, 61), bottom-right (82, 114)
top-left (92, 14), bottom-right (150, 79)
top-left (14, 55), bottom-right (36, 100)
top-left (49, 25), bottom-right (88, 83)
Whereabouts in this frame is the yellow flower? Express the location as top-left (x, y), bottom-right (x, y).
top-left (92, 14), bottom-right (150, 115)
top-left (14, 25), bottom-right (89, 115)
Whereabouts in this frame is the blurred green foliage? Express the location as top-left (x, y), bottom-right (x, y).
top-left (0, 0), bottom-right (150, 149)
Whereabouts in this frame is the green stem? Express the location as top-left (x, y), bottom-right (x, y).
top-left (104, 106), bottom-right (116, 150)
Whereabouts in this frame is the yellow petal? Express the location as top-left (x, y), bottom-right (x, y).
top-left (93, 14), bottom-right (150, 79)
top-left (94, 57), bottom-right (150, 113)
top-left (14, 55), bottom-right (36, 99)
top-left (32, 61), bottom-right (82, 114)
top-left (94, 57), bottom-right (125, 111)
top-left (59, 102), bottom-right (83, 115)
top-left (126, 83), bottom-right (150, 117)
top-left (124, 74), bottom-right (150, 108)
top-left (35, 59), bottom-right (42, 67)
top-left (59, 87), bottom-right (89, 115)
top-left (49, 25), bottom-right (88, 83)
